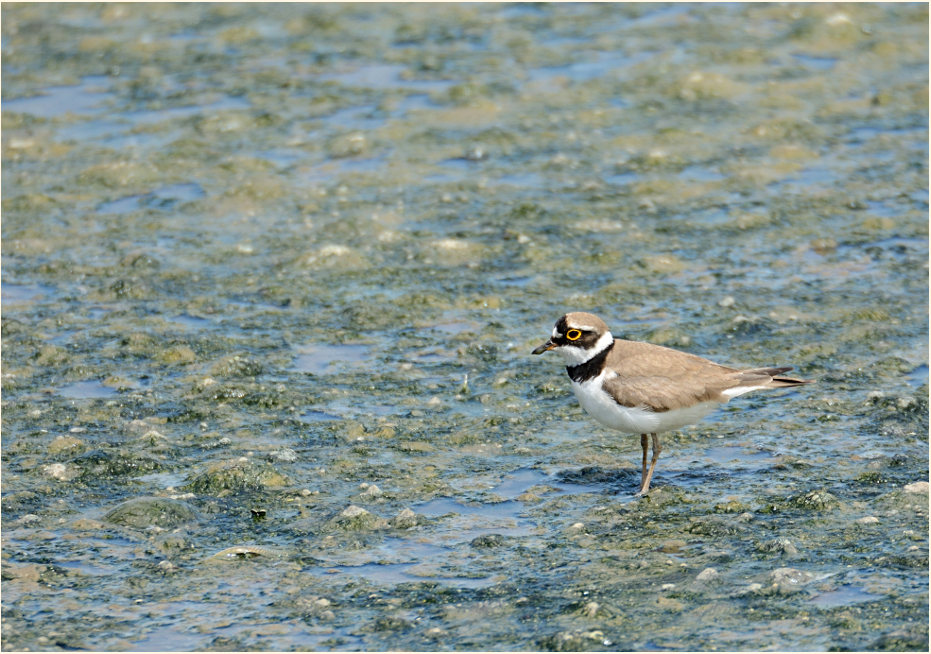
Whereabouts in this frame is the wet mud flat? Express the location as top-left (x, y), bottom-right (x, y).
top-left (2, 3), bottom-right (928, 651)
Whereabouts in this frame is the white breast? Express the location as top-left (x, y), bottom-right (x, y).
top-left (570, 372), bottom-right (721, 435)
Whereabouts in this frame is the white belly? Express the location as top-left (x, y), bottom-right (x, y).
top-left (571, 377), bottom-right (720, 434)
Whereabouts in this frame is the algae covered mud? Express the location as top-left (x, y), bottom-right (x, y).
top-left (2, 3), bottom-right (927, 650)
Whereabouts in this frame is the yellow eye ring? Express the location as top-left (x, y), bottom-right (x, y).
top-left (566, 329), bottom-right (582, 341)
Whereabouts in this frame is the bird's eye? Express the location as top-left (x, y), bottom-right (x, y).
top-left (566, 329), bottom-right (582, 341)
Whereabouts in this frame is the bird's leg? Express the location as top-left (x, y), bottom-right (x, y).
top-left (638, 433), bottom-right (648, 491)
top-left (635, 433), bottom-right (662, 496)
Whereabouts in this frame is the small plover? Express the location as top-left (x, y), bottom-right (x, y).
top-left (532, 312), bottom-right (812, 495)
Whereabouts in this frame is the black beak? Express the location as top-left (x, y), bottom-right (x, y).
top-left (532, 339), bottom-right (556, 355)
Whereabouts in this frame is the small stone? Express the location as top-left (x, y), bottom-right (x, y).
top-left (2, 563), bottom-right (45, 582)
top-left (718, 295), bottom-right (736, 308)
top-left (207, 545), bottom-right (280, 560)
top-left (514, 489), bottom-right (541, 503)
top-left (104, 497), bottom-right (198, 529)
top-left (904, 481), bottom-right (929, 495)
top-left (374, 426), bottom-right (396, 439)
top-left (342, 505), bottom-right (368, 518)
top-left (856, 516), bottom-right (880, 525)
top-left (470, 533), bottom-right (506, 548)
top-left (757, 537), bottom-right (799, 555)
top-left (639, 254), bottom-right (686, 274)
top-left (770, 567), bottom-right (815, 593)
top-left (790, 489), bottom-right (840, 510)
top-left (42, 462), bottom-right (77, 481)
top-left (656, 595), bottom-right (683, 611)
top-left (540, 630), bottom-right (606, 651)
top-left (158, 345), bottom-right (196, 365)
top-left (48, 435), bottom-right (85, 456)
top-left (269, 448), bottom-right (297, 463)
top-left (391, 508), bottom-right (419, 529)
top-left (361, 483), bottom-right (382, 498)
top-left (326, 132), bottom-right (367, 158)
top-left (696, 567), bottom-right (719, 583)
top-left (186, 458), bottom-right (289, 494)
top-left (400, 441), bottom-right (435, 452)
top-left (325, 505), bottom-right (382, 532)
top-left (810, 237), bottom-right (838, 255)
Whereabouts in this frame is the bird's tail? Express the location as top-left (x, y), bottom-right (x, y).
top-left (748, 366), bottom-right (814, 387)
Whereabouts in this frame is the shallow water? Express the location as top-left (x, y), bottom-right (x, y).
top-left (2, 3), bottom-right (928, 651)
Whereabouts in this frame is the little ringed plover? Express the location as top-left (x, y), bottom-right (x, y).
top-left (532, 311), bottom-right (813, 496)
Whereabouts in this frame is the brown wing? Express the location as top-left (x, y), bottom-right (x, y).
top-left (603, 341), bottom-right (812, 410)
top-left (603, 340), bottom-right (739, 410)
top-left (602, 373), bottom-right (726, 411)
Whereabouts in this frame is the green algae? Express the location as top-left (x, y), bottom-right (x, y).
top-left (2, 2), bottom-right (928, 652)
top-left (103, 496), bottom-right (198, 529)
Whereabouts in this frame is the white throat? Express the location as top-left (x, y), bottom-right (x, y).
top-left (556, 330), bottom-right (614, 366)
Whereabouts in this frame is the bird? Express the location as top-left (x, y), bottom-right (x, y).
top-left (532, 311), bottom-right (812, 496)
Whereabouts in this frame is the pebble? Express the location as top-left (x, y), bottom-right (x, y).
top-left (856, 516), bottom-right (880, 525)
top-left (47, 435), bottom-right (85, 455)
top-left (758, 537), bottom-right (799, 555)
top-left (157, 560), bottom-right (178, 572)
top-left (791, 489), bottom-right (840, 510)
top-left (341, 505), bottom-right (369, 519)
top-left (207, 545), bottom-right (280, 560)
top-left (770, 567), bottom-right (815, 593)
top-left (896, 396), bottom-right (917, 410)
top-left (269, 448), bottom-right (297, 463)
top-left (104, 497), bottom-right (198, 529)
top-left (42, 462), bottom-right (76, 481)
top-left (660, 539), bottom-right (686, 553)
top-left (903, 481), bottom-right (928, 495)
top-left (695, 567), bottom-right (719, 583)
top-left (325, 504), bottom-right (383, 532)
top-left (390, 508), bottom-right (419, 529)
top-left (360, 483), bottom-right (382, 497)
top-left (470, 533), bottom-right (506, 548)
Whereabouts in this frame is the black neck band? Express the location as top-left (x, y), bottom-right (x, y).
top-left (566, 341), bottom-right (614, 383)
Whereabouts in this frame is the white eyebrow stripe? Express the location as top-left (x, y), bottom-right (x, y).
top-left (560, 323), bottom-right (598, 334)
